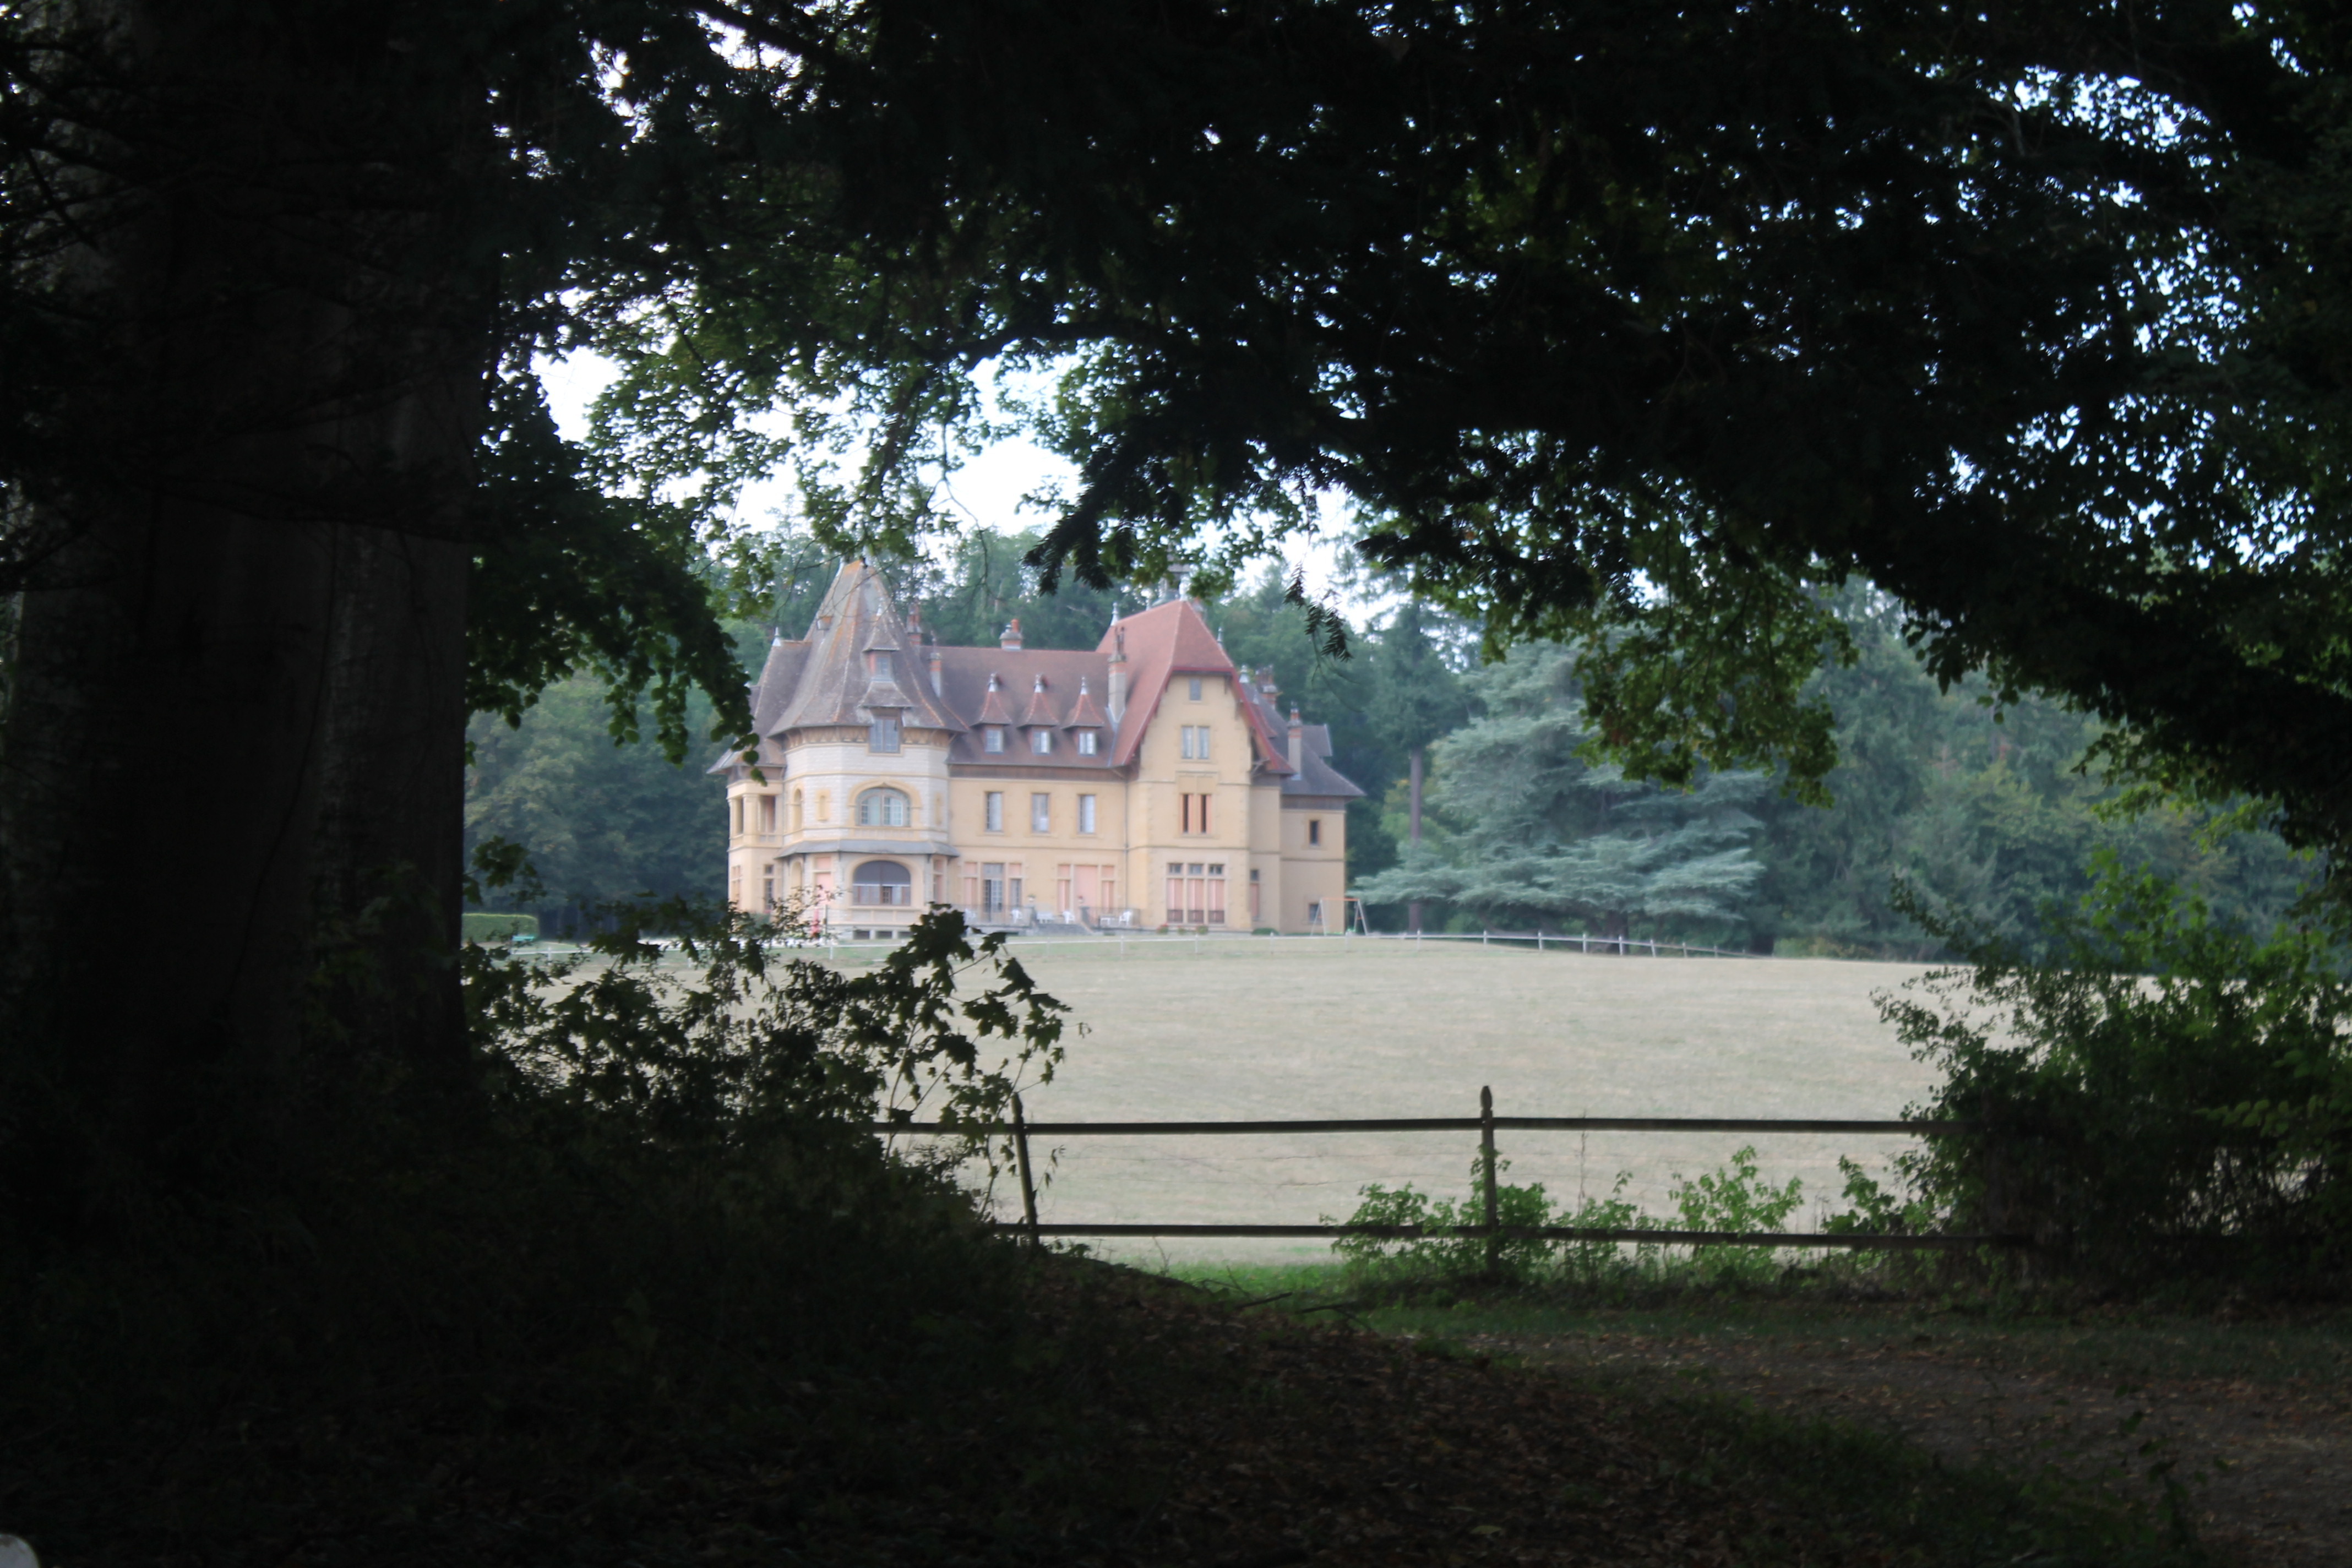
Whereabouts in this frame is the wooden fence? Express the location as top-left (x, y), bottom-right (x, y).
top-left (872, 1087), bottom-right (2021, 1265)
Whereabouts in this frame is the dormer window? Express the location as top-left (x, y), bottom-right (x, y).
top-left (869, 716), bottom-right (901, 753)
top-left (869, 652), bottom-right (894, 679)
top-left (1031, 728), bottom-right (1053, 755)
top-left (1077, 730), bottom-right (1099, 756)
top-left (983, 726), bottom-right (1006, 754)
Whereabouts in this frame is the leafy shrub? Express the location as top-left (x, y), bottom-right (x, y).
top-left (1329, 1150), bottom-right (1818, 1288)
top-left (466, 900), bottom-right (1070, 1158)
top-left (1327, 1159), bottom-right (1564, 1284)
top-left (461, 910), bottom-right (538, 941)
top-left (1882, 856), bottom-right (2352, 1286)
top-left (1668, 1145), bottom-right (1804, 1283)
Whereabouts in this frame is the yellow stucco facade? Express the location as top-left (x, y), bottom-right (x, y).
top-left (717, 568), bottom-right (1360, 935)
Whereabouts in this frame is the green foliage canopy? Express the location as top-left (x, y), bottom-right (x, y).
top-left (605, 2), bottom-right (2352, 874)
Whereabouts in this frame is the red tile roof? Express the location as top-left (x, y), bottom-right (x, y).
top-left (1096, 598), bottom-right (1292, 774)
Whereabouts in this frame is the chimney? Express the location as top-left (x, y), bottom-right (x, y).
top-left (1287, 706), bottom-right (1304, 773)
top-left (1107, 626), bottom-right (1128, 726)
top-left (928, 644), bottom-right (943, 696)
top-left (1000, 617), bottom-right (1022, 650)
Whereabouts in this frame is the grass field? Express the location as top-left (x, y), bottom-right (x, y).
top-left (874, 935), bottom-right (1943, 1263)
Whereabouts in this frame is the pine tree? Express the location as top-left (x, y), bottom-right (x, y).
top-left (1354, 645), bottom-right (1764, 937)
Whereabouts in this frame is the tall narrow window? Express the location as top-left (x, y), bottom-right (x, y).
top-left (1031, 728), bottom-right (1053, 755)
top-left (1180, 792), bottom-right (1212, 834)
top-left (1031, 792), bottom-right (1051, 832)
top-left (761, 865), bottom-right (775, 908)
top-left (1078, 794), bottom-right (1097, 834)
top-left (982, 863), bottom-right (1007, 914)
top-left (1206, 863), bottom-right (1226, 925)
top-left (791, 790), bottom-right (804, 829)
top-left (983, 726), bottom-right (1006, 753)
top-left (1166, 862), bottom-right (1184, 923)
top-left (759, 794), bottom-right (777, 833)
top-left (1077, 729), bottom-right (1098, 756)
top-left (1188, 677), bottom-right (1203, 700)
top-left (1307, 818), bottom-right (1321, 846)
top-left (985, 791), bottom-right (1004, 831)
top-left (731, 797), bottom-right (744, 836)
top-left (869, 716), bottom-right (901, 753)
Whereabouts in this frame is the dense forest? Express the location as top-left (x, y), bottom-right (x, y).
top-left (469, 533), bottom-right (2308, 951)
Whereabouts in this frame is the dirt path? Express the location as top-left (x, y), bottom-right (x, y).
top-left (1472, 1326), bottom-right (2352, 1565)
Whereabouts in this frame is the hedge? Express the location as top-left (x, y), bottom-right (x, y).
top-left (462, 912), bottom-right (540, 943)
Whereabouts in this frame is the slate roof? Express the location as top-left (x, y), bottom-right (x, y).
top-left (770, 563), bottom-right (963, 733)
top-left (934, 646), bottom-right (1118, 769)
top-left (1239, 685), bottom-right (1366, 801)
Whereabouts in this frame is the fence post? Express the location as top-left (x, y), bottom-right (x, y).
top-left (1480, 1085), bottom-right (1500, 1280)
top-left (1012, 1093), bottom-right (1042, 1248)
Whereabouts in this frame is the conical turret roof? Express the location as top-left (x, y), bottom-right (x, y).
top-left (769, 562), bottom-right (963, 734)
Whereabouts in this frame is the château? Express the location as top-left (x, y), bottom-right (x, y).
top-left (714, 563), bottom-right (1362, 936)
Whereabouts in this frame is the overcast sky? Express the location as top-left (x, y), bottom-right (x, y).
top-left (534, 351), bottom-right (1380, 618)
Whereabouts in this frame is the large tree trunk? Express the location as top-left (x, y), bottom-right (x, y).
top-left (0, 1), bottom-right (490, 1221)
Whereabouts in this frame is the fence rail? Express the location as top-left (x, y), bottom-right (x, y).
top-left (500, 927), bottom-right (1767, 958)
top-left (872, 1115), bottom-right (1970, 1137)
top-left (985, 1223), bottom-right (2015, 1250)
top-left (872, 1090), bottom-right (2002, 1258)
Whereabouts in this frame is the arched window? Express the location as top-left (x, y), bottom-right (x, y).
top-left (856, 787), bottom-right (910, 827)
top-left (852, 858), bottom-right (914, 906)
